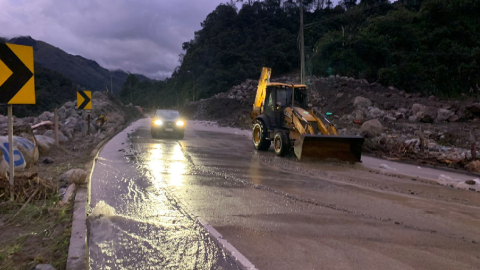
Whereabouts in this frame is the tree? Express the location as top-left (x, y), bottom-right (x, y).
top-left (340, 0), bottom-right (357, 10)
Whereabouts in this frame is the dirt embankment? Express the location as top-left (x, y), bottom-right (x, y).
top-left (183, 75), bottom-right (480, 172)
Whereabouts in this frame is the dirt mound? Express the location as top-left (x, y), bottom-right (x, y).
top-left (182, 75), bottom-right (480, 171)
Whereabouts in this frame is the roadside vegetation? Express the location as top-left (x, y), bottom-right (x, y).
top-left (120, 0), bottom-right (480, 109)
top-left (0, 182), bottom-right (72, 270)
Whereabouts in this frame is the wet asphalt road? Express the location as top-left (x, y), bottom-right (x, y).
top-left (89, 118), bottom-right (480, 270)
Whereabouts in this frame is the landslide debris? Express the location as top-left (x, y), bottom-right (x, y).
top-left (183, 74), bottom-right (480, 171)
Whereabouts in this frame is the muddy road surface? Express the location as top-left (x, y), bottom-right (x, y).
top-left (88, 118), bottom-right (480, 270)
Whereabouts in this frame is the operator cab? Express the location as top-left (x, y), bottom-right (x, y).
top-left (263, 83), bottom-right (309, 126)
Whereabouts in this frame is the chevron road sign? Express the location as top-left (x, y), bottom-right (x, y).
top-left (0, 43), bottom-right (35, 104)
top-left (77, 90), bottom-right (92, 110)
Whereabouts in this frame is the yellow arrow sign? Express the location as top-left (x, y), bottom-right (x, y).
top-left (0, 43), bottom-right (35, 104)
top-left (77, 90), bottom-right (92, 110)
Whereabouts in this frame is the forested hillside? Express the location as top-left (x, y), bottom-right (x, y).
top-left (121, 0), bottom-right (480, 108)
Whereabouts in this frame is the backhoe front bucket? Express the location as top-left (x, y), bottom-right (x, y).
top-left (293, 135), bottom-right (365, 162)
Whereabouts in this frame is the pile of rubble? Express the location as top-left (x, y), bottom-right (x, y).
top-left (0, 92), bottom-right (141, 176)
top-left (183, 75), bottom-right (480, 172)
top-left (183, 79), bottom-right (258, 130)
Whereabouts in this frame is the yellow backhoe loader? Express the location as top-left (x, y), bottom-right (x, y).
top-left (251, 67), bottom-right (364, 162)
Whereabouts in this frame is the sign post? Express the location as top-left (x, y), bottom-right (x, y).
top-left (54, 108), bottom-right (59, 147)
top-left (77, 90), bottom-right (92, 136)
top-left (0, 43), bottom-right (35, 200)
top-left (8, 105), bottom-right (14, 200)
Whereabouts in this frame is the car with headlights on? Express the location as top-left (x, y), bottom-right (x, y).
top-left (151, 109), bottom-right (185, 139)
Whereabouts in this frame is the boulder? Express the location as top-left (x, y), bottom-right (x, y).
top-left (411, 104), bottom-right (425, 115)
top-left (59, 168), bottom-right (88, 185)
top-left (74, 119), bottom-right (88, 134)
top-left (34, 135), bottom-right (55, 155)
top-left (65, 108), bottom-right (78, 118)
top-left (107, 127), bottom-right (116, 136)
top-left (448, 115), bottom-right (460, 122)
top-left (94, 133), bottom-right (107, 144)
top-left (38, 111), bottom-right (54, 122)
top-left (352, 109), bottom-right (366, 121)
top-left (394, 112), bottom-right (404, 119)
top-left (64, 116), bottom-right (78, 129)
top-left (43, 130), bottom-right (68, 143)
top-left (416, 106), bottom-right (437, 123)
top-left (63, 129), bottom-right (73, 140)
top-left (456, 106), bottom-right (467, 119)
top-left (0, 114), bottom-right (6, 124)
top-left (383, 115), bottom-right (397, 122)
top-left (360, 119), bottom-right (383, 138)
top-left (0, 136), bottom-right (27, 173)
top-left (57, 107), bottom-right (66, 121)
top-left (64, 101), bottom-right (75, 109)
top-left (367, 107), bottom-right (385, 120)
top-left (467, 103), bottom-right (480, 114)
top-left (436, 109), bottom-right (454, 122)
top-left (465, 160), bottom-right (480, 173)
top-left (12, 136), bottom-right (39, 167)
top-left (353, 96), bottom-right (372, 109)
top-left (383, 102), bottom-right (395, 110)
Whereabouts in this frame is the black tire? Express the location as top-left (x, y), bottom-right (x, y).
top-left (177, 131), bottom-right (184, 140)
top-left (273, 130), bottom-right (290, 156)
top-left (252, 119), bottom-right (270, 151)
top-left (151, 130), bottom-right (157, 138)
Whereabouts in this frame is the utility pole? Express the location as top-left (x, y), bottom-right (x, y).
top-left (110, 73), bottom-right (114, 95)
top-left (128, 72), bottom-right (133, 105)
top-left (299, 1), bottom-right (305, 85)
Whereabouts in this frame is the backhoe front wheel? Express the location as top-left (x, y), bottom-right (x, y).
top-left (252, 120), bottom-right (270, 151)
top-left (274, 131), bottom-right (290, 156)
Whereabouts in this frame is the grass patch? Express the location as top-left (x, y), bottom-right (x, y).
top-left (0, 199), bottom-right (73, 270)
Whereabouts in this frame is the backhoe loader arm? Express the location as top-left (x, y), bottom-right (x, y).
top-left (312, 108), bottom-right (337, 135)
top-left (253, 67), bottom-right (271, 112)
top-left (292, 107), bottom-right (315, 135)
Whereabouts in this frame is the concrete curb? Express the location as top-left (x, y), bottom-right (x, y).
top-left (66, 188), bottom-right (87, 270)
top-left (66, 123), bottom-right (131, 270)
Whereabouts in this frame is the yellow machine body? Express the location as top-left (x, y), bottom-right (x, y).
top-left (251, 67), bottom-right (364, 162)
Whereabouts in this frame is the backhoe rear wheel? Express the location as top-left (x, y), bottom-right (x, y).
top-left (252, 120), bottom-right (270, 151)
top-left (274, 131), bottom-right (290, 156)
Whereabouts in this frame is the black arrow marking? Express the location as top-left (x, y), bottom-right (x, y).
top-left (78, 90), bottom-right (91, 110)
top-left (0, 43), bottom-right (33, 103)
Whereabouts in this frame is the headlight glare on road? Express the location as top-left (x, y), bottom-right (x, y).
top-left (176, 120), bottom-right (184, 126)
top-left (154, 120), bottom-right (163, 125)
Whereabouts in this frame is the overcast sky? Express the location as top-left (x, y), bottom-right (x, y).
top-left (0, 0), bottom-right (233, 79)
top-left (0, 0), bottom-right (342, 80)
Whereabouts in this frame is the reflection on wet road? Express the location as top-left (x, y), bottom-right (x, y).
top-left (88, 121), bottom-right (239, 269)
top-left (89, 119), bottom-right (480, 270)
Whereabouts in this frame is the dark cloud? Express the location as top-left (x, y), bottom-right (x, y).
top-left (0, 0), bottom-right (228, 79)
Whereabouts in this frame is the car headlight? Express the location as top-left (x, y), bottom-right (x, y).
top-left (176, 120), bottom-right (184, 126)
top-left (154, 120), bottom-right (163, 125)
